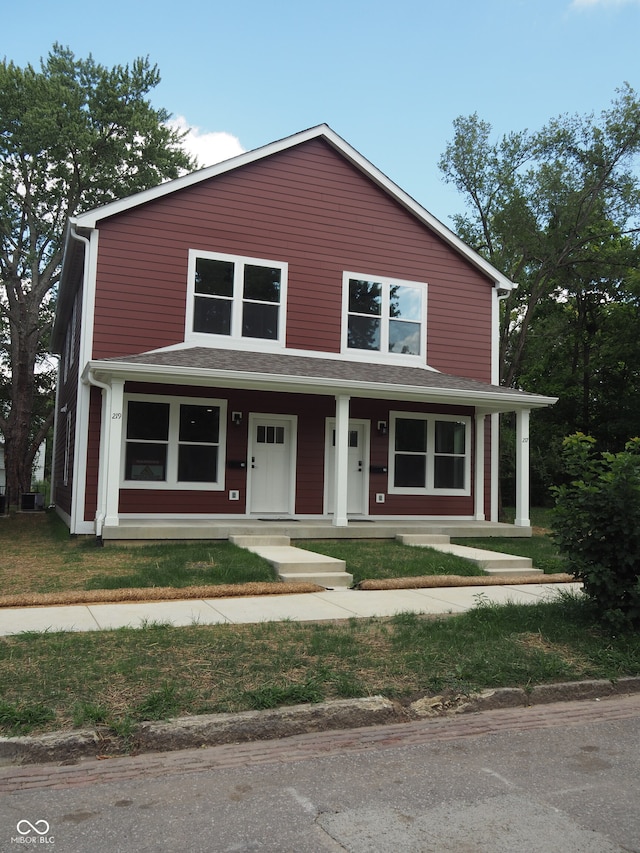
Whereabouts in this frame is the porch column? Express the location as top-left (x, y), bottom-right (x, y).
top-left (474, 411), bottom-right (487, 521)
top-left (104, 378), bottom-right (125, 529)
top-left (515, 407), bottom-right (531, 527)
top-left (333, 394), bottom-right (350, 527)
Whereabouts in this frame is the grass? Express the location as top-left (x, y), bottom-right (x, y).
top-left (450, 536), bottom-right (566, 574)
top-left (0, 513), bottom-right (491, 596)
top-left (0, 512), bottom-right (277, 595)
top-left (1, 592), bottom-right (639, 740)
top-left (298, 540), bottom-right (486, 585)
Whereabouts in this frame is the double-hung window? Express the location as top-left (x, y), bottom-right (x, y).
top-left (123, 395), bottom-right (226, 490)
top-left (389, 412), bottom-right (470, 495)
top-left (188, 250), bottom-right (286, 346)
top-left (342, 272), bottom-right (426, 360)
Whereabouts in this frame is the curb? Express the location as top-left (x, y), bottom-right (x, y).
top-left (3, 677), bottom-right (640, 766)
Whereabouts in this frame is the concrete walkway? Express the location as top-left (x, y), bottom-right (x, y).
top-left (0, 582), bottom-right (581, 636)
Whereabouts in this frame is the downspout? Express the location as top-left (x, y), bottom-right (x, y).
top-left (491, 286), bottom-right (511, 522)
top-left (86, 369), bottom-right (111, 538)
top-left (67, 223), bottom-right (93, 535)
top-left (49, 355), bottom-right (61, 509)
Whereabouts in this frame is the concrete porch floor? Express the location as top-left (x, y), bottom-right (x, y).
top-left (101, 518), bottom-right (532, 544)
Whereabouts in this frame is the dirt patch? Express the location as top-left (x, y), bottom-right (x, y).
top-left (357, 573), bottom-right (574, 590)
top-left (0, 581), bottom-right (325, 609)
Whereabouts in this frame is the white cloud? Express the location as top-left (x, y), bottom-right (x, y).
top-left (167, 116), bottom-right (245, 168)
top-left (570, 0), bottom-right (639, 8)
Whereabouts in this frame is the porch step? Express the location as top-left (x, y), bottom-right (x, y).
top-left (229, 535), bottom-right (291, 547)
top-left (397, 534), bottom-right (451, 546)
top-left (230, 537), bottom-right (354, 589)
top-left (278, 572), bottom-right (354, 588)
top-left (397, 534), bottom-right (542, 577)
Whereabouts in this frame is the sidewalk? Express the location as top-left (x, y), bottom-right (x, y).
top-left (0, 581), bottom-right (582, 636)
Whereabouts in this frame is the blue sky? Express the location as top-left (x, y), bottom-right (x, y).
top-left (3, 0), bottom-right (640, 224)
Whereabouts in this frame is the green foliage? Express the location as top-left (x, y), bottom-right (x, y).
top-left (551, 433), bottom-right (640, 631)
top-left (0, 44), bottom-right (195, 498)
top-left (0, 699), bottom-right (55, 735)
top-left (440, 85), bottom-right (640, 390)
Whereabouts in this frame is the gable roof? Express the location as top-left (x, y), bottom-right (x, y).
top-left (65, 124), bottom-right (516, 292)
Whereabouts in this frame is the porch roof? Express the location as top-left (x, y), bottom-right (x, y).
top-left (85, 347), bottom-right (556, 412)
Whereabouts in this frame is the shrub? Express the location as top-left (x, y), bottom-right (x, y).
top-left (551, 433), bottom-right (640, 632)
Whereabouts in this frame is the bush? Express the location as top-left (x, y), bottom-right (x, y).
top-left (551, 433), bottom-right (640, 632)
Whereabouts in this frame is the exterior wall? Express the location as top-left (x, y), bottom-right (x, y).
top-left (52, 282), bottom-right (84, 517)
top-left (91, 139), bottom-right (493, 382)
top-left (84, 383), bottom-right (479, 521)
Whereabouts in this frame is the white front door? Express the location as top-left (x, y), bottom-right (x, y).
top-left (325, 420), bottom-right (369, 516)
top-left (248, 415), bottom-right (296, 515)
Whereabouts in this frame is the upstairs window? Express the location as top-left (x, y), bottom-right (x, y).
top-left (343, 273), bottom-right (426, 360)
top-left (188, 250), bottom-right (286, 346)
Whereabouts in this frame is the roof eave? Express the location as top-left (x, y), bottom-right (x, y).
top-left (83, 360), bottom-right (556, 412)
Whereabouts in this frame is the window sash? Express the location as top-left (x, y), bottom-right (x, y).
top-left (344, 273), bottom-right (426, 359)
top-left (389, 413), bottom-right (470, 495)
top-left (122, 396), bottom-right (226, 490)
top-left (189, 250), bottom-right (286, 345)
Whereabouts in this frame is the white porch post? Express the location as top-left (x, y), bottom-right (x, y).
top-left (515, 407), bottom-right (531, 527)
top-left (474, 411), bottom-right (487, 521)
top-left (104, 378), bottom-right (125, 529)
top-left (333, 394), bottom-right (350, 527)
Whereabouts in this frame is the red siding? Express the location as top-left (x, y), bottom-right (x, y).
top-left (82, 385), bottom-right (479, 520)
top-left (92, 139), bottom-right (493, 382)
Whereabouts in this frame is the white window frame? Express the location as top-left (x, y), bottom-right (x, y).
top-left (121, 393), bottom-right (227, 491)
top-left (185, 249), bottom-right (288, 350)
top-left (341, 271), bottom-right (427, 363)
top-left (388, 412), bottom-right (471, 496)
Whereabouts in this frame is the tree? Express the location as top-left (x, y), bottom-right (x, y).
top-left (439, 85), bottom-right (640, 388)
top-left (551, 433), bottom-right (640, 632)
top-left (0, 45), bottom-right (196, 507)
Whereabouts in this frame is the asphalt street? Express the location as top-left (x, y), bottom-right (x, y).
top-left (1, 693), bottom-right (639, 852)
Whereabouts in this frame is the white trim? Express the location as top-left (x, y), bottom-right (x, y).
top-left (341, 271), bottom-right (427, 365)
top-left (70, 125), bottom-right (516, 293)
top-left (246, 413), bottom-right (298, 515)
top-left (121, 393), bottom-right (228, 491)
top-left (84, 359), bottom-right (555, 411)
top-left (474, 412), bottom-right (487, 521)
top-left (388, 411), bottom-right (472, 496)
top-left (515, 408), bottom-right (531, 527)
top-left (185, 249), bottom-right (288, 349)
top-left (67, 228), bottom-right (99, 534)
top-left (490, 412), bottom-right (500, 522)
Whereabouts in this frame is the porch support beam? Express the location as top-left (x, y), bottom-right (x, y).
top-left (104, 378), bottom-right (125, 529)
top-left (333, 394), bottom-right (351, 527)
top-left (515, 407), bottom-right (531, 527)
top-left (474, 411), bottom-right (487, 521)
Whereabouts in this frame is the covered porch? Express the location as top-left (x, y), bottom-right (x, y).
top-left (82, 347), bottom-right (555, 541)
top-left (100, 517), bottom-right (532, 544)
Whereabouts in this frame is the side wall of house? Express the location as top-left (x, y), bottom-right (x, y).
top-left (90, 139), bottom-right (493, 382)
top-left (52, 281), bottom-right (84, 518)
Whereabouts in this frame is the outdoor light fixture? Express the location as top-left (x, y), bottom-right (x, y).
top-left (377, 420), bottom-right (387, 435)
top-left (231, 411), bottom-right (243, 425)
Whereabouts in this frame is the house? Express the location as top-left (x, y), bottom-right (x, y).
top-left (50, 125), bottom-right (555, 541)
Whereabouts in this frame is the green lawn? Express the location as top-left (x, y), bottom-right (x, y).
top-left (298, 539), bottom-right (486, 584)
top-left (1, 593), bottom-right (639, 742)
top-left (450, 536), bottom-right (566, 574)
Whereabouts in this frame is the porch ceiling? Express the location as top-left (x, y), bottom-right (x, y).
top-left (85, 347), bottom-right (555, 412)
